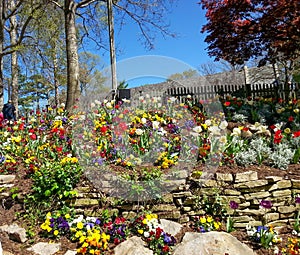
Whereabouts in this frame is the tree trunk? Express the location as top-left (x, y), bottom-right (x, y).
top-left (10, 0), bottom-right (19, 118)
top-left (64, 0), bottom-right (80, 111)
top-left (0, 2), bottom-right (4, 109)
top-left (53, 49), bottom-right (60, 106)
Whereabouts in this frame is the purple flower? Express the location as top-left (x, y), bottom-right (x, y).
top-left (295, 197), bottom-right (300, 204)
top-left (229, 201), bottom-right (239, 210)
top-left (260, 200), bottom-right (272, 209)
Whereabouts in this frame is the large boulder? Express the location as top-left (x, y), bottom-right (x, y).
top-left (173, 231), bottom-right (256, 255)
top-left (114, 236), bottom-right (153, 255)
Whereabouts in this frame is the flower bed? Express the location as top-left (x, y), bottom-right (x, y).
top-left (0, 95), bottom-right (300, 254)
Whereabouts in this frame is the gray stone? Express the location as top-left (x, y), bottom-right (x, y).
top-left (27, 242), bottom-right (61, 255)
top-left (160, 219), bottom-right (182, 236)
top-left (173, 232), bottom-right (255, 255)
top-left (114, 236), bottom-right (153, 255)
top-left (0, 224), bottom-right (27, 243)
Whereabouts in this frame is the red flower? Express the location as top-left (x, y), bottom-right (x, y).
top-left (100, 126), bottom-right (108, 134)
top-left (19, 123), bottom-right (25, 130)
top-left (224, 101), bottom-right (230, 107)
top-left (56, 146), bottom-right (63, 152)
top-left (269, 124), bottom-right (276, 130)
top-left (288, 116), bottom-right (294, 122)
top-left (293, 130), bottom-right (300, 138)
top-left (162, 245), bottom-right (170, 252)
top-left (155, 227), bottom-right (163, 239)
top-left (30, 133), bottom-right (37, 140)
top-left (274, 130), bottom-right (282, 144)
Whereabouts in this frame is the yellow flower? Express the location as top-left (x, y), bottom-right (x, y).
top-left (101, 233), bottom-right (110, 242)
top-left (53, 230), bottom-right (59, 236)
top-left (200, 217), bottom-right (206, 224)
top-left (79, 236), bottom-right (86, 243)
top-left (138, 229), bottom-right (144, 235)
top-left (65, 214), bottom-right (71, 219)
top-left (77, 222), bottom-right (84, 229)
top-left (284, 128), bottom-right (291, 134)
top-left (207, 216), bottom-right (213, 223)
top-left (82, 242), bottom-right (89, 247)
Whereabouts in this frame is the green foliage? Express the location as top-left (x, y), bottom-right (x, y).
top-left (25, 161), bottom-right (82, 212)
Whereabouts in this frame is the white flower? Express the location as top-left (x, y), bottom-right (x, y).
top-left (219, 135), bottom-right (227, 144)
top-left (208, 126), bottom-right (221, 136)
top-left (169, 97), bottom-right (177, 102)
top-left (122, 98), bottom-right (130, 103)
top-left (187, 94), bottom-right (192, 99)
top-left (152, 121), bottom-right (160, 129)
top-left (139, 96), bottom-right (144, 101)
top-left (106, 102), bottom-right (112, 109)
top-left (205, 119), bottom-right (212, 127)
top-left (135, 128), bottom-right (144, 135)
top-left (219, 120), bottom-right (228, 130)
top-left (231, 127), bottom-right (241, 136)
top-left (141, 118), bottom-right (147, 124)
top-left (192, 125), bottom-right (202, 133)
top-left (95, 100), bottom-right (101, 105)
top-left (157, 127), bottom-right (167, 136)
top-left (60, 103), bottom-right (65, 108)
top-left (90, 102), bottom-right (95, 108)
top-left (144, 231), bottom-right (150, 238)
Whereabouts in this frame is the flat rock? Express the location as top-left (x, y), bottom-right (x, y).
top-left (27, 242), bottom-right (61, 255)
top-left (173, 231), bottom-right (256, 255)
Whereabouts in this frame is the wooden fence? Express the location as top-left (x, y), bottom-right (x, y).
top-left (128, 82), bottom-right (300, 103)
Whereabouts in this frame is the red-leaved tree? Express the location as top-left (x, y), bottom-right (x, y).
top-left (199, 0), bottom-right (300, 85)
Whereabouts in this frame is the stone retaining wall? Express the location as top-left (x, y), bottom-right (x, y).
top-left (1, 171), bottom-right (300, 228)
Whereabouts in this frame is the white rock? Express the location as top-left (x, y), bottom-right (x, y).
top-left (27, 242), bottom-right (61, 255)
top-left (160, 219), bottom-right (182, 236)
top-left (173, 231), bottom-right (256, 255)
top-left (114, 236), bottom-right (153, 255)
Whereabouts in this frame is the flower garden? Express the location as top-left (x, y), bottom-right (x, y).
top-left (0, 94), bottom-right (300, 254)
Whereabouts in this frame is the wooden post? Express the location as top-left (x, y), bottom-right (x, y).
top-left (107, 0), bottom-right (117, 99)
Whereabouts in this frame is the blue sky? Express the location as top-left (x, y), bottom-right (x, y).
top-left (101, 1), bottom-right (213, 88)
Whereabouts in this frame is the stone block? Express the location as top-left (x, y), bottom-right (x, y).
top-left (71, 198), bottom-right (99, 207)
top-left (224, 189), bottom-right (241, 195)
top-left (244, 191), bottom-right (270, 200)
top-left (152, 204), bottom-right (177, 212)
top-left (265, 176), bottom-right (283, 183)
top-left (292, 179), bottom-right (300, 188)
top-left (278, 206), bottom-right (296, 214)
top-left (216, 173), bottom-right (233, 182)
top-left (235, 171), bottom-right (258, 183)
top-left (272, 190), bottom-right (291, 197)
top-left (234, 180), bottom-right (268, 190)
